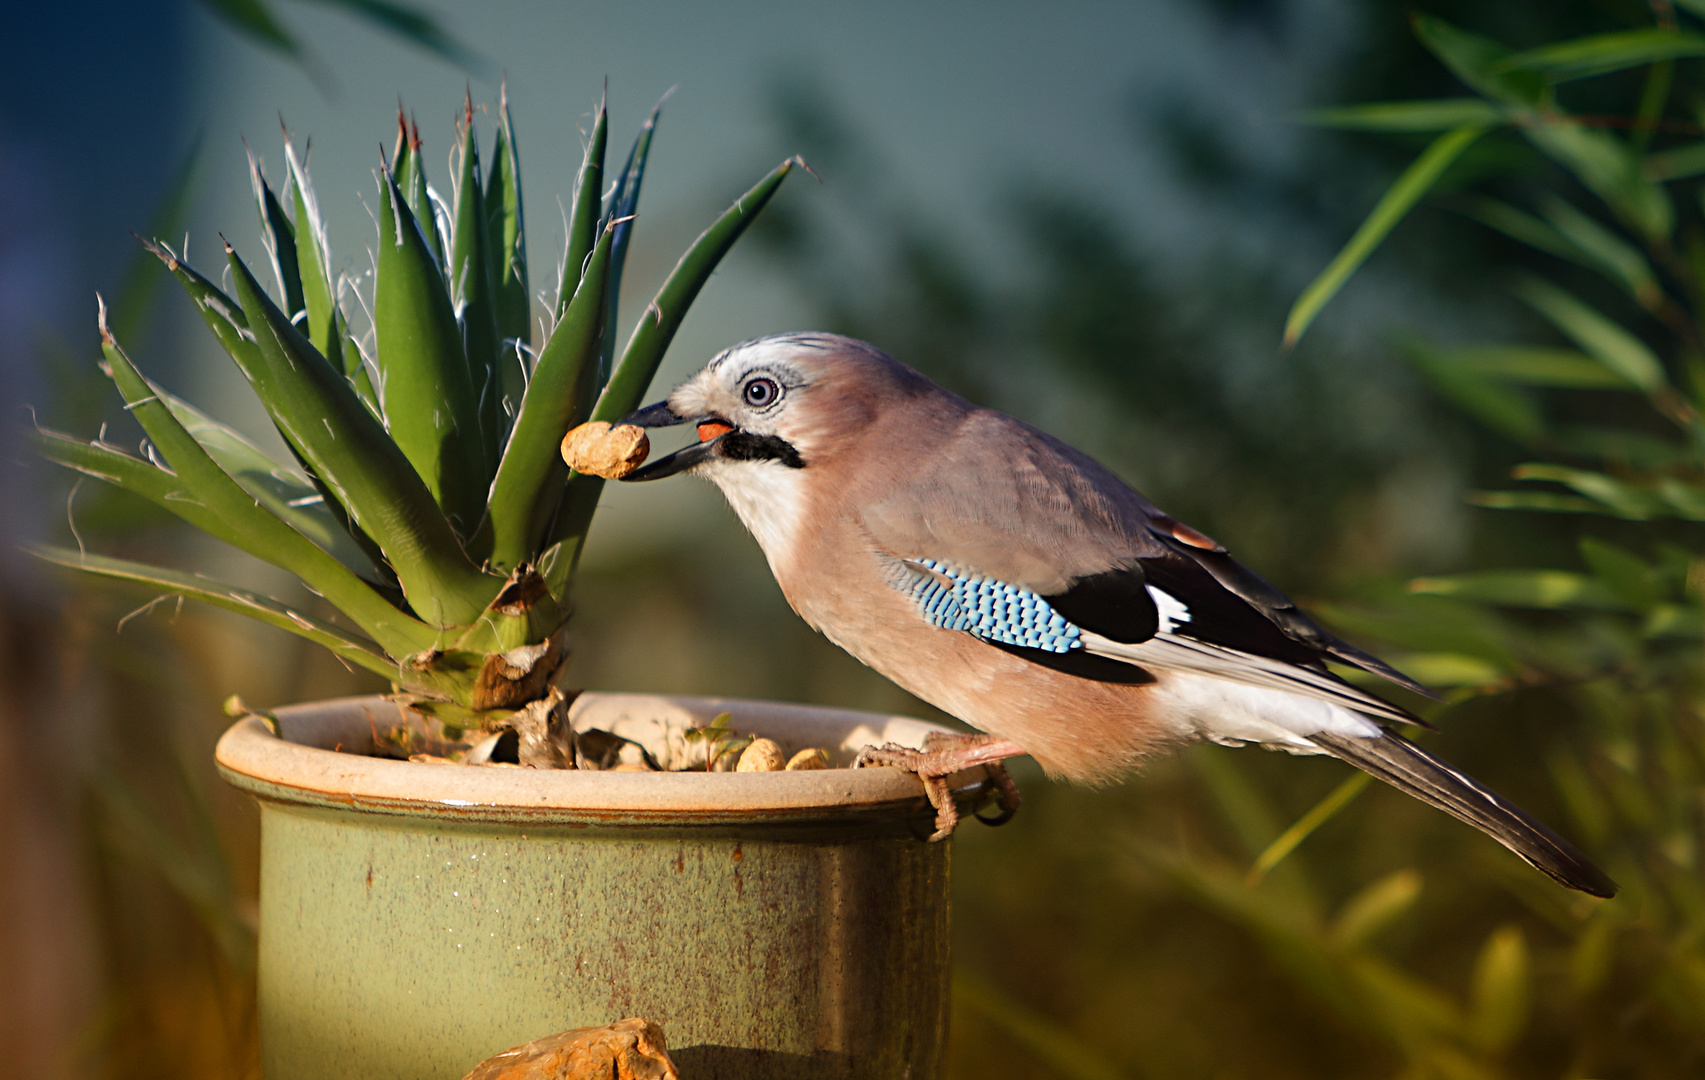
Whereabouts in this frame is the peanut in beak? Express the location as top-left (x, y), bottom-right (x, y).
top-left (560, 422), bottom-right (651, 479)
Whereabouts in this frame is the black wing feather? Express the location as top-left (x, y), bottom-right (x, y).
top-left (1031, 527), bottom-right (1438, 707)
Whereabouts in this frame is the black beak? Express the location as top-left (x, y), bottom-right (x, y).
top-left (621, 437), bottom-right (723, 481)
top-left (618, 399), bottom-right (729, 482)
top-left (621, 401), bottom-right (690, 428)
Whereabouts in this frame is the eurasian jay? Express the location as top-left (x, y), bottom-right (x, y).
top-left (619, 333), bottom-right (1617, 898)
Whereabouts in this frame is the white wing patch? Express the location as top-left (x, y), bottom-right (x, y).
top-left (1147, 585), bottom-right (1191, 633)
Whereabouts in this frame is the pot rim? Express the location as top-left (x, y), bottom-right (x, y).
top-left (216, 692), bottom-right (988, 827)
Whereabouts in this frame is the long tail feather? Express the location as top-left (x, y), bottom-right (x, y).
top-left (1309, 729), bottom-right (1618, 898)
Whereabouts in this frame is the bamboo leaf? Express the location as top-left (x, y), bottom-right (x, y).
top-left (1512, 463), bottom-right (1667, 519)
top-left (1464, 196), bottom-right (1584, 262)
top-left (295, 0), bottom-right (484, 72)
top-left (1379, 652), bottom-right (1507, 687)
top-left (194, 0), bottom-right (299, 57)
top-left (224, 242), bottom-right (498, 626)
top-left (1655, 477), bottom-right (1705, 518)
top-left (1412, 14), bottom-right (1548, 108)
top-left (98, 319), bottom-right (434, 655)
top-left (1470, 926), bottom-right (1530, 1053)
top-left (1533, 195), bottom-right (1664, 310)
top-left (1523, 121), bottom-right (1674, 241)
top-left (449, 98), bottom-right (502, 473)
top-left (1331, 869), bottom-right (1422, 949)
top-left (109, 137), bottom-right (204, 352)
top-left (1402, 342), bottom-right (1546, 443)
top-left (486, 86), bottom-right (530, 409)
top-left (952, 974), bottom-right (1127, 1080)
top-left (557, 100), bottom-right (607, 319)
top-left (1409, 570), bottom-right (1626, 610)
top-left (1467, 490), bottom-right (1628, 516)
top-left (1419, 344), bottom-right (1634, 388)
top-left (29, 543), bottom-right (399, 679)
top-left (1284, 125), bottom-right (1486, 348)
top-left (1247, 773), bottom-right (1371, 885)
top-left (376, 161), bottom-right (488, 535)
top-left (1514, 277), bottom-right (1668, 392)
top-left (1300, 99), bottom-right (1508, 132)
top-left (1579, 537), bottom-right (1664, 608)
top-left (1644, 141), bottom-right (1705, 181)
top-left (475, 225), bottom-right (613, 571)
top-left (1495, 28), bottom-right (1705, 81)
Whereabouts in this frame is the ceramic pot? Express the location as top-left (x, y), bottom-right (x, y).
top-left (216, 692), bottom-right (982, 1080)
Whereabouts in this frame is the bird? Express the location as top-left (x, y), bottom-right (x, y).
top-left (616, 332), bottom-right (1618, 898)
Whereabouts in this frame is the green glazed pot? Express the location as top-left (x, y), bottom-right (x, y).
top-left (216, 692), bottom-right (980, 1080)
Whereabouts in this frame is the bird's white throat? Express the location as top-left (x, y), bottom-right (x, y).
top-left (701, 458), bottom-right (807, 567)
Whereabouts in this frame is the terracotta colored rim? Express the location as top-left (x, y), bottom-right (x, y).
top-left (216, 692), bottom-right (989, 827)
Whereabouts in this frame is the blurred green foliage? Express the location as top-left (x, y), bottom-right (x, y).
top-left (750, 4), bottom-right (1705, 1078)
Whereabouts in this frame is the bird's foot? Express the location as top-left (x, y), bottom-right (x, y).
top-left (855, 733), bottom-right (1026, 842)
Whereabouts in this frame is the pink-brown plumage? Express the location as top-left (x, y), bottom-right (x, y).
top-left (616, 332), bottom-right (1619, 895)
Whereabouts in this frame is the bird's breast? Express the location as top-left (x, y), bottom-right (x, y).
top-left (701, 458), bottom-right (810, 574)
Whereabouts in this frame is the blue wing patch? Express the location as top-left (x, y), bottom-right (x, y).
top-left (902, 559), bottom-right (1084, 653)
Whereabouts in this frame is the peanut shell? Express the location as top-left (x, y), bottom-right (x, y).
top-left (735, 738), bottom-right (786, 772)
top-left (560, 421), bottom-right (650, 479)
top-left (785, 748), bottom-right (830, 771)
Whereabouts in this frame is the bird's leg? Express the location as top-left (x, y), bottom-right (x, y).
top-left (856, 733), bottom-right (1027, 842)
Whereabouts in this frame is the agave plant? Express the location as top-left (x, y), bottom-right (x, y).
top-left (31, 90), bottom-right (798, 752)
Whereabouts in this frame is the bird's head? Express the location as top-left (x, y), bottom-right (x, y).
top-left (618, 332), bottom-right (929, 484)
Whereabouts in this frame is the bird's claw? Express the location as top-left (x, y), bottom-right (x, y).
top-left (855, 737), bottom-right (1024, 841)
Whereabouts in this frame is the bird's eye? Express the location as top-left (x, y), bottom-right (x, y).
top-left (742, 377), bottom-right (779, 408)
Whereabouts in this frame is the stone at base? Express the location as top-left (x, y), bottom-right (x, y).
top-left (461, 1019), bottom-right (679, 1080)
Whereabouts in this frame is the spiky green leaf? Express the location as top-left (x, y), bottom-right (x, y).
top-left (376, 162), bottom-right (488, 533)
top-left (486, 88), bottom-right (530, 407)
top-left (157, 391), bottom-right (388, 582)
top-left (98, 321), bottom-right (434, 654)
top-left (450, 104), bottom-right (502, 471)
top-left (246, 148), bottom-right (305, 320)
top-left (594, 156), bottom-right (801, 422)
top-left (599, 94), bottom-right (666, 379)
top-left (224, 242), bottom-right (497, 625)
top-left (558, 101), bottom-right (607, 319)
top-left (283, 133), bottom-right (349, 373)
top-left (475, 224), bottom-right (613, 570)
top-left (394, 115), bottom-right (443, 264)
top-left (30, 543), bottom-right (398, 678)
top-left (540, 157), bottom-right (801, 594)
top-left (32, 427), bottom-right (243, 545)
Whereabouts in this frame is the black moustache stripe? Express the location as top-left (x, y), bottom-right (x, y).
top-left (718, 431), bottom-right (805, 469)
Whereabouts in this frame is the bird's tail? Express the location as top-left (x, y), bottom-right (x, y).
top-left (1309, 729), bottom-right (1618, 898)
